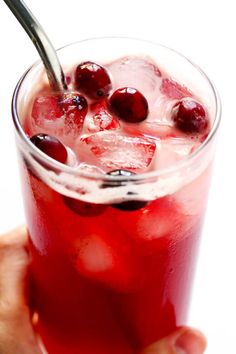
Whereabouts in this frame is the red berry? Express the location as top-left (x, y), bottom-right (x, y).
top-left (171, 99), bottom-right (209, 134)
top-left (103, 170), bottom-right (148, 211)
top-left (75, 61), bottom-right (112, 99)
top-left (64, 196), bottom-right (107, 216)
top-left (30, 133), bottom-right (67, 163)
top-left (109, 87), bottom-right (148, 123)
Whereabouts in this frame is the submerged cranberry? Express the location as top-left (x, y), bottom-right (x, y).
top-left (172, 99), bottom-right (209, 134)
top-left (64, 196), bottom-right (107, 216)
top-left (30, 134), bottom-right (67, 163)
top-left (75, 61), bottom-right (112, 99)
top-left (103, 169), bottom-right (148, 211)
top-left (109, 87), bottom-right (148, 123)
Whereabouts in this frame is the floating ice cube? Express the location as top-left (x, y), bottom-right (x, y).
top-left (155, 137), bottom-right (198, 169)
top-left (84, 101), bottom-right (120, 133)
top-left (160, 78), bottom-right (192, 100)
top-left (123, 121), bottom-right (175, 139)
top-left (30, 93), bottom-right (87, 148)
top-left (76, 132), bottom-right (156, 172)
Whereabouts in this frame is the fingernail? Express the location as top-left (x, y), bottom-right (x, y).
top-left (174, 329), bottom-right (206, 354)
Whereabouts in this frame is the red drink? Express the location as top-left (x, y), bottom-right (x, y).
top-left (12, 38), bottom-right (220, 353)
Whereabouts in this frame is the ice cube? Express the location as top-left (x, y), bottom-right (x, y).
top-left (76, 132), bottom-right (156, 172)
top-left (30, 92), bottom-right (87, 148)
top-left (73, 230), bottom-right (142, 292)
top-left (77, 235), bottom-right (114, 273)
top-left (154, 137), bottom-right (198, 169)
top-left (135, 198), bottom-right (179, 240)
top-left (84, 101), bottom-right (120, 133)
top-left (114, 197), bottom-right (186, 255)
top-left (32, 94), bottom-right (63, 122)
top-left (123, 121), bottom-right (175, 139)
top-left (160, 78), bottom-right (192, 100)
top-left (107, 56), bottom-right (162, 106)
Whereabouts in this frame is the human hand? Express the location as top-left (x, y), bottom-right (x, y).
top-left (0, 226), bottom-right (41, 354)
top-left (0, 227), bottom-right (206, 354)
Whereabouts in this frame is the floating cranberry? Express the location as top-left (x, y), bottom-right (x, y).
top-left (109, 87), bottom-right (148, 123)
top-left (171, 99), bottom-right (209, 134)
top-left (103, 169), bottom-right (148, 211)
top-left (75, 61), bottom-right (112, 99)
top-left (64, 196), bottom-right (107, 216)
top-left (30, 134), bottom-right (67, 164)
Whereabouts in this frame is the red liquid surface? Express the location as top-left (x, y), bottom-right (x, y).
top-left (21, 164), bottom-right (205, 354)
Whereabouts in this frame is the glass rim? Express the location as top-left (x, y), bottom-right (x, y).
top-left (12, 36), bottom-right (221, 182)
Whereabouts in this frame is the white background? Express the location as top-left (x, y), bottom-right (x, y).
top-left (0, 0), bottom-right (235, 353)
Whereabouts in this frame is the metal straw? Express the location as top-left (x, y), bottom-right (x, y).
top-left (3, 0), bottom-right (67, 91)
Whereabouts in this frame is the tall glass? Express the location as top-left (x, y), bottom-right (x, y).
top-left (12, 38), bottom-right (220, 354)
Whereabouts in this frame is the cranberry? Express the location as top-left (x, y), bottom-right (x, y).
top-left (112, 199), bottom-right (148, 211)
top-left (109, 87), bottom-right (148, 123)
top-left (30, 134), bottom-right (67, 164)
top-left (75, 61), bottom-right (112, 99)
top-left (59, 92), bottom-right (88, 127)
top-left (64, 196), bottom-right (107, 216)
top-left (171, 99), bottom-right (209, 134)
top-left (103, 169), bottom-right (148, 211)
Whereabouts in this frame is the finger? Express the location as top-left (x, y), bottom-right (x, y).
top-left (0, 225), bottom-right (28, 247)
top-left (140, 327), bottom-right (207, 354)
top-left (0, 226), bottom-right (29, 317)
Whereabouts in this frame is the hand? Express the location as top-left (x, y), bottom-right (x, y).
top-left (0, 227), bottom-right (206, 354)
top-left (0, 226), bottom-right (41, 354)
top-left (140, 328), bottom-right (206, 354)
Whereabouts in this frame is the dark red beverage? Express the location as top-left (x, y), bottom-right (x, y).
top-left (13, 38), bottom-right (220, 353)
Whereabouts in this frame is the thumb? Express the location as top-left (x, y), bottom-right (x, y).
top-left (0, 226), bottom-right (42, 354)
top-left (0, 225), bottom-right (29, 315)
top-left (140, 327), bottom-right (207, 354)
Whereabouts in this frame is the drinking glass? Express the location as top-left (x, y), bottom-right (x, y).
top-left (12, 37), bottom-right (221, 354)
